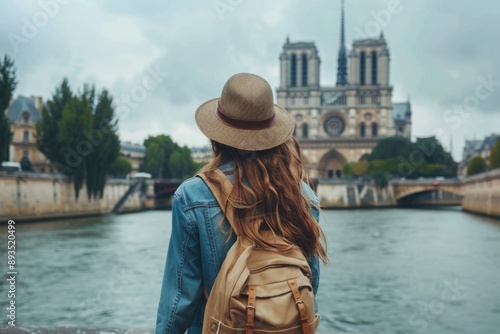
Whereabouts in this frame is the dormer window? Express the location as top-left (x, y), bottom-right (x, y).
top-left (22, 112), bottom-right (30, 124)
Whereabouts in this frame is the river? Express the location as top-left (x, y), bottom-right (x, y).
top-left (1, 208), bottom-right (500, 333)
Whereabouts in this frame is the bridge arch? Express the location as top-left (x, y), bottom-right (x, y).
top-left (393, 182), bottom-right (463, 205)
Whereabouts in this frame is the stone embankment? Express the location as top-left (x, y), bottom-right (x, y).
top-left (0, 172), bottom-right (155, 222)
top-left (462, 169), bottom-right (500, 218)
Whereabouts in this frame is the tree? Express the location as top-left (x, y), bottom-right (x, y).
top-left (36, 78), bottom-right (73, 167)
top-left (141, 134), bottom-right (199, 179)
top-left (490, 141), bottom-right (500, 169)
top-left (141, 141), bottom-right (164, 178)
top-left (367, 135), bottom-right (457, 178)
top-left (414, 136), bottom-right (456, 172)
top-left (467, 156), bottom-right (487, 176)
top-left (369, 136), bottom-right (413, 161)
top-left (0, 112), bottom-right (12, 163)
top-left (0, 55), bottom-right (17, 162)
top-left (85, 88), bottom-right (120, 199)
top-left (109, 157), bottom-right (132, 177)
top-left (57, 95), bottom-right (93, 199)
top-left (37, 80), bottom-right (121, 199)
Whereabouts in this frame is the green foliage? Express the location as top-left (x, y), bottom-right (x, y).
top-left (36, 78), bottom-right (73, 165)
top-left (36, 79), bottom-right (120, 199)
top-left (0, 112), bottom-right (12, 163)
top-left (141, 134), bottom-right (198, 179)
top-left (0, 55), bottom-right (17, 162)
top-left (85, 88), bottom-right (120, 199)
top-left (343, 161), bottom-right (369, 177)
top-left (368, 136), bottom-right (413, 161)
top-left (343, 136), bottom-right (457, 182)
top-left (467, 156), bottom-right (487, 176)
top-left (342, 163), bottom-right (352, 176)
top-left (57, 95), bottom-right (93, 199)
top-left (414, 137), bottom-right (456, 169)
top-left (110, 157), bottom-right (132, 177)
top-left (490, 141), bottom-right (500, 169)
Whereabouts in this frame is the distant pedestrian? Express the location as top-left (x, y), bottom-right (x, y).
top-left (156, 73), bottom-right (328, 334)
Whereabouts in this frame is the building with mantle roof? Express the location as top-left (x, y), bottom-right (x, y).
top-left (4, 95), bottom-right (51, 172)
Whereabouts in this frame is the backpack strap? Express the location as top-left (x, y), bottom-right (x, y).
top-left (197, 169), bottom-right (237, 233)
top-left (288, 279), bottom-right (310, 334)
top-left (246, 286), bottom-right (256, 334)
top-left (198, 169), bottom-right (239, 301)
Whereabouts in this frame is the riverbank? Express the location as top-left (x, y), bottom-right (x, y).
top-left (462, 169), bottom-right (500, 218)
top-left (0, 172), bottom-right (155, 223)
top-left (2, 169), bottom-right (499, 222)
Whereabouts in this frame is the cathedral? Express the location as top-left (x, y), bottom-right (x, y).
top-left (277, 1), bottom-right (412, 179)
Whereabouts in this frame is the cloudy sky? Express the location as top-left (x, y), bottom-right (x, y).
top-left (1, 0), bottom-right (499, 160)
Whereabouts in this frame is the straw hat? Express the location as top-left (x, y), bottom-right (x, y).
top-left (195, 73), bottom-right (295, 151)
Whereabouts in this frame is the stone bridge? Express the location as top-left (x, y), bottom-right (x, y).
top-left (390, 179), bottom-right (463, 202)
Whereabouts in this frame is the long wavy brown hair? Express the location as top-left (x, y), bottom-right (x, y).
top-left (201, 136), bottom-right (328, 263)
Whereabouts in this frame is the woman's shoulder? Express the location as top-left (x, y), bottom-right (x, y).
top-left (174, 175), bottom-right (215, 205)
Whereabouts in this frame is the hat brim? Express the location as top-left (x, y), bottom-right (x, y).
top-left (195, 98), bottom-right (295, 151)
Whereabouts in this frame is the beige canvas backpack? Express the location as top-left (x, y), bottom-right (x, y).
top-left (198, 170), bottom-right (320, 334)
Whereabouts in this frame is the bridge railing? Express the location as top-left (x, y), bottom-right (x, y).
top-left (391, 178), bottom-right (463, 186)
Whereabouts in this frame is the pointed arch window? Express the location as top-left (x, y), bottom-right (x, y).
top-left (372, 123), bottom-right (378, 137)
top-left (371, 51), bottom-right (378, 85)
top-left (360, 122), bottom-right (366, 138)
top-left (302, 123), bottom-right (309, 139)
top-left (302, 53), bottom-right (308, 86)
top-left (291, 54), bottom-right (297, 87)
top-left (360, 51), bottom-right (366, 85)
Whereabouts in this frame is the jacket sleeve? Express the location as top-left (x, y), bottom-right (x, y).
top-left (156, 192), bottom-right (203, 334)
top-left (308, 205), bottom-right (321, 314)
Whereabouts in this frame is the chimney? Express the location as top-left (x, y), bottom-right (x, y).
top-left (31, 96), bottom-right (43, 112)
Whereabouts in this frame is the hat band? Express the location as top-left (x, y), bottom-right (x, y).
top-left (216, 106), bottom-right (276, 130)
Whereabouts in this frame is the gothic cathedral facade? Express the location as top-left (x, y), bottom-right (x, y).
top-left (277, 2), bottom-right (412, 179)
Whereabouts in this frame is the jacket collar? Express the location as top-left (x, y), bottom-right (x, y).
top-left (218, 160), bottom-right (234, 173)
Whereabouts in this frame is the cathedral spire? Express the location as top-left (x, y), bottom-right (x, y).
top-left (336, 0), bottom-right (348, 86)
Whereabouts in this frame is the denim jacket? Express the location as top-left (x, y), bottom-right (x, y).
top-left (155, 162), bottom-right (321, 334)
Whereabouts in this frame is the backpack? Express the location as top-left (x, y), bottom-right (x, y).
top-left (198, 169), bottom-right (320, 334)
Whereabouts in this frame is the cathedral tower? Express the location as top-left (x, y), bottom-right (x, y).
top-left (336, 0), bottom-right (348, 86)
top-left (349, 33), bottom-right (390, 86)
top-left (279, 37), bottom-right (320, 89)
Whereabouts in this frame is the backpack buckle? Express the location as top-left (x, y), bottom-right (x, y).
top-left (246, 305), bottom-right (255, 310)
top-left (210, 320), bottom-right (222, 334)
top-left (295, 299), bottom-right (304, 305)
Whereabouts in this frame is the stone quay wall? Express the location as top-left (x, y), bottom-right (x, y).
top-left (462, 169), bottom-right (500, 218)
top-left (317, 180), bottom-right (396, 208)
top-left (0, 172), bottom-right (153, 222)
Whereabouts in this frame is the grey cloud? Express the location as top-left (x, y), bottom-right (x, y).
top-left (1, 0), bottom-right (499, 152)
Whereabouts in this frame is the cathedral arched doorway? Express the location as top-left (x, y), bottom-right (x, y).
top-left (318, 149), bottom-right (347, 179)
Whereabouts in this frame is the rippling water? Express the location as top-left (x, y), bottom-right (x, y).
top-left (1, 208), bottom-right (500, 333)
